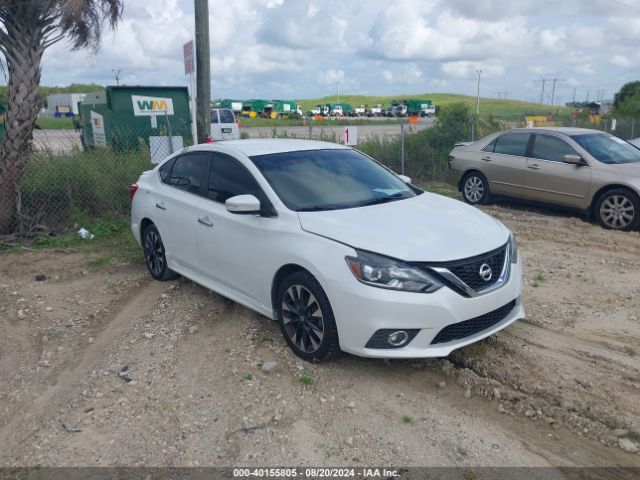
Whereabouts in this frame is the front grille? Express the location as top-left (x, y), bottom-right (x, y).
top-left (445, 245), bottom-right (506, 290)
top-left (430, 300), bottom-right (516, 345)
top-left (414, 243), bottom-right (508, 296)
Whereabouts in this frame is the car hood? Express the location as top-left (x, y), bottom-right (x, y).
top-left (297, 193), bottom-right (509, 262)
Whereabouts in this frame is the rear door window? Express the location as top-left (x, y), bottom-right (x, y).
top-left (210, 110), bottom-right (219, 123)
top-left (167, 153), bottom-right (209, 195)
top-left (531, 134), bottom-right (579, 162)
top-left (493, 133), bottom-right (531, 157)
top-left (482, 138), bottom-right (497, 152)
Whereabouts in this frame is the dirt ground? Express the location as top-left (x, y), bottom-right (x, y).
top-left (0, 198), bottom-right (639, 469)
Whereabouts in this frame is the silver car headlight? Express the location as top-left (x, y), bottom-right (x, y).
top-left (509, 231), bottom-right (518, 264)
top-left (346, 250), bottom-right (443, 293)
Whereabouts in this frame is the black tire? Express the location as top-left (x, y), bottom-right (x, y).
top-left (142, 224), bottom-right (179, 281)
top-left (594, 188), bottom-right (640, 231)
top-left (461, 171), bottom-right (491, 205)
top-left (275, 271), bottom-right (340, 363)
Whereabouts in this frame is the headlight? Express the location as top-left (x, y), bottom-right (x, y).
top-left (346, 250), bottom-right (443, 293)
top-left (509, 231), bottom-right (518, 264)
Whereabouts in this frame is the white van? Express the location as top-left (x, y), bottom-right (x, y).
top-left (210, 108), bottom-right (240, 141)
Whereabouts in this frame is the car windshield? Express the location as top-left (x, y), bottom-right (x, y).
top-left (249, 149), bottom-right (419, 211)
top-left (570, 133), bottom-right (640, 164)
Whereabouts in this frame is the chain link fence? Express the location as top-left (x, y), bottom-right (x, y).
top-left (8, 109), bottom-right (640, 236)
top-left (16, 126), bottom-right (181, 235)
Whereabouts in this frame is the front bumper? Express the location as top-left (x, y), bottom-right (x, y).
top-left (324, 258), bottom-right (524, 358)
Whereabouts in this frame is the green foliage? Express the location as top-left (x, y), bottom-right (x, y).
top-left (358, 103), bottom-right (513, 181)
top-left (402, 415), bottom-right (413, 424)
top-left (298, 371), bottom-right (314, 386)
top-left (613, 81), bottom-right (640, 117)
top-left (19, 148), bottom-right (151, 231)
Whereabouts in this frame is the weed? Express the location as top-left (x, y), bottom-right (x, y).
top-left (402, 415), bottom-right (413, 424)
top-left (298, 371), bottom-right (314, 386)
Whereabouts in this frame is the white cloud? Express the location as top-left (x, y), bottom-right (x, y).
top-left (441, 62), bottom-right (504, 79)
top-left (611, 54), bottom-right (632, 68)
top-left (33, 0), bottom-right (640, 102)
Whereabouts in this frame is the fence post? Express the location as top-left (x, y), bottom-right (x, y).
top-left (164, 110), bottom-right (174, 154)
top-left (400, 123), bottom-right (405, 175)
top-left (471, 118), bottom-right (475, 142)
top-left (632, 118), bottom-right (636, 139)
top-left (308, 122), bottom-right (312, 140)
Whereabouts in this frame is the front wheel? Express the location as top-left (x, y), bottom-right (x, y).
top-left (595, 189), bottom-right (639, 231)
top-left (275, 271), bottom-right (340, 362)
top-left (462, 172), bottom-right (491, 205)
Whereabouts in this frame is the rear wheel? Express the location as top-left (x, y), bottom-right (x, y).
top-left (275, 271), bottom-right (339, 362)
top-left (142, 224), bottom-right (179, 281)
top-left (595, 189), bottom-right (639, 231)
top-left (461, 172), bottom-right (491, 205)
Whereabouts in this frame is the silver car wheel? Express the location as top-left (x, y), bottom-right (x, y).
top-left (281, 285), bottom-right (324, 353)
top-left (464, 176), bottom-right (485, 203)
top-left (600, 195), bottom-right (635, 229)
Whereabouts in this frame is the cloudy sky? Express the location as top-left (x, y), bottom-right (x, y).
top-left (41, 0), bottom-right (640, 104)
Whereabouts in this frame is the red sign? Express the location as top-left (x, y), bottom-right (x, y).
top-left (183, 40), bottom-right (194, 75)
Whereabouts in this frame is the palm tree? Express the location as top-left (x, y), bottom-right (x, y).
top-left (0, 0), bottom-right (122, 233)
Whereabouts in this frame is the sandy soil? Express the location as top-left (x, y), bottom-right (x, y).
top-left (0, 200), bottom-right (639, 469)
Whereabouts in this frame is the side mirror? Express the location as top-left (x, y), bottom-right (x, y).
top-left (225, 194), bottom-right (261, 214)
top-left (564, 154), bottom-right (585, 166)
top-left (397, 174), bottom-right (412, 184)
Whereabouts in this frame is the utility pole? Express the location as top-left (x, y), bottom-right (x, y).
top-left (336, 80), bottom-right (340, 103)
top-left (550, 78), bottom-right (565, 106)
top-left (475, 69), bottom-right (482, 115)
top-left (572, 87), bottom-right (576, 104)
top-left (112, 69), bottom-right (122, 86)
top-left (195, 0), bottom-right (211, 143)
top-left (535, 79), bottom-right (546, 104)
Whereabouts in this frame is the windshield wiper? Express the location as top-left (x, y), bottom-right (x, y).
top-left (297, 206), bottom-right (333, 212)
top-left (357, 192), bottom-right (408, 207)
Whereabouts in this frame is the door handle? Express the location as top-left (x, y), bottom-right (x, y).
top-left (155, 202), bottom-right (167, 210)
top-left (527, 164), bottom-right (541, 170)
top-left (197, 216), bottom-right (213, 227)
top-left (481, 156), bottom-right (492, 162)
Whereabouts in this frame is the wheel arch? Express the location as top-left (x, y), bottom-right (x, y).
top-left (590, 184), bottom-right (640, 217)
top-left (140, 217), bottom-right (154, 238)
top-left (271, 263), bottom-right (316, 317)
top-left (459, 169), bottom-right (487, 191)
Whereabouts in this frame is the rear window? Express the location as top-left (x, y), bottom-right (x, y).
top-left (219, 109), bottom-right (235, 123)
top-left (493, 133), bottom-right (530, 157)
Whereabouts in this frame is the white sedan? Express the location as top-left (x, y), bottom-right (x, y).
top-left (130, 139), bottom-right (524, 362)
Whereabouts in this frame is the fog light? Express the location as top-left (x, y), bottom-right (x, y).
top-left (388, 331), bottom-right (409, 347)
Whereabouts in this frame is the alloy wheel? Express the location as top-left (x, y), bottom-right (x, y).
top-left (144, 230), bottom-right (165, 276)
top-left (281, 285), bottom-right (324, 353)
top-left (464, 176), bottom-right (485, 203)
top-left (600, 195), bottom-right (635, 229)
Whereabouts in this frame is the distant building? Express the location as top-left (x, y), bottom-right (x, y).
top-left (44, 93), bottom-right (87, 116)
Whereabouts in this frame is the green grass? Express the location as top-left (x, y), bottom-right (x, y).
top-left (298, 371), bottom-right (314, 386)
top-left (36, 117), bottom-right (75, 129)
top-left (532, 271), bottom-right (546, 288)
top-left (297, 93), bottom-right (571, 119)
top-left (241, 372), bottom-right (253, 381)
top-left (2, 219), bottom-right (142, 271)
top-left (402, 415), bottom-right (413, 424)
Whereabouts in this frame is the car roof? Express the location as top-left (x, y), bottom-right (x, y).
top-left (187, 139), bottom-right (351, 157)
top-left (503, 127), bottom-right (605, 136)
